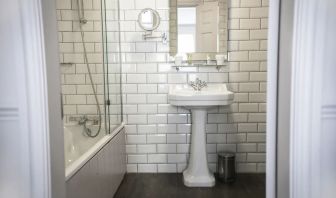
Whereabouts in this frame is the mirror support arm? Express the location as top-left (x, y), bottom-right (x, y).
top-left (142, 32), bottom-right (167, 44)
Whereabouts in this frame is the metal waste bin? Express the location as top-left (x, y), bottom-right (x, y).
top-left (217, 153), bottom-right (236, 183)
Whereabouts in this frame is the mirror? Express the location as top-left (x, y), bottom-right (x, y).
top-left (170, 0), bottom-right (228, 60)
top-left (138, 8), bottom-right (161, 31)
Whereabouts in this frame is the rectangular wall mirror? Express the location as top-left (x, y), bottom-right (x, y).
top-left (169, 0), bottom-right (228, 60)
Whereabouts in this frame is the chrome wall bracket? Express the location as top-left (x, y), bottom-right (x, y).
top-left (142, 31), bottom-right (168, 44)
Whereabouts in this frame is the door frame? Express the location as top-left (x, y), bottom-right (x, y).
top-left (2, 0), bottom-right (295, 197)
top-left (269, 0), bottom-right (295, 197)
top-left (266, 0), bottom-right (281, 197)
top-left (267, 0), bottom-right (295, 197)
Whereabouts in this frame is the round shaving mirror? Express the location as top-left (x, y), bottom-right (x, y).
top-left (138, 8), bottom-right (161, 31)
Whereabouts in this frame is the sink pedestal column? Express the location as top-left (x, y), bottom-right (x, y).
top-left (183, 108), bottom-right (215, 187)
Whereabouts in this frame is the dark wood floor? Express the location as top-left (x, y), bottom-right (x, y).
top-left (114, 173), bottom-right (265, 198)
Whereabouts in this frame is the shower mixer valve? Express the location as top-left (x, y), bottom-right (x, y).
top-left (78, 115), bottom-right (88, 125)
top-left (69, 116), bottom-right (99, 125)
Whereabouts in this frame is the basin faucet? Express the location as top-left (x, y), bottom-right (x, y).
top-left (189, 78), bottom-right (207, 91)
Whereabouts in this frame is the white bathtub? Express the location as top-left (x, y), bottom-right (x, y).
top-left (64, 123), bottom-right (125, 180)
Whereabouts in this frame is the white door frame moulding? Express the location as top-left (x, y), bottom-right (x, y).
top-left (276, 0), bottom-right (294, 197)
top-left (41, 0), bottom-right (67, 197)
top-left (20, 0), bottom-right (52, 196)
top-left (20, 0), bottom-right (66, 197)
top-left (266, 0), bottom-right (280, 197)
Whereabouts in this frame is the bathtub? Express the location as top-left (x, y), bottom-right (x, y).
top-left (64, 123), bottom-right (125, 180)
top-left (65, 122), bottom-right (126, 198)
top-left (64, 124), bottom-right (105, 168)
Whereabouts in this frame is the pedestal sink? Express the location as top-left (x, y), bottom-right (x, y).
top-left (169, 84), bottom-right (234, 187)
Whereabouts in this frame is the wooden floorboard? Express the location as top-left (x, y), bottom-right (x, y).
top-left (114, 173), bottom-right (265, 198)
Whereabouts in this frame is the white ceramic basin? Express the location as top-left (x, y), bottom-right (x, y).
top-left (169, 84), bottom-right (234, 107)
top-left (168, 83), bottom-right (234, 187)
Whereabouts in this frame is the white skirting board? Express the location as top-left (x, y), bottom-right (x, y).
top-left (66, 128), bottom-right (126, 198)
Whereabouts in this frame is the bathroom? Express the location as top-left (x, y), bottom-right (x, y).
top-left (1, 0), bottom-right (336, 198)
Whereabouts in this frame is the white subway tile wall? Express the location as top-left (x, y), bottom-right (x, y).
top-left (121, 0), bottom-right (268, 173)
top-left (57, 0), bottom-right (122, 126)
top-left (58, 0), bottom-right (267, 173)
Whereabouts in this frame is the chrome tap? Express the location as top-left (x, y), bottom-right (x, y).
top-left (78, 115), bottom-right (88, 125)
top-left (189, 78), bottom-right (207, 91)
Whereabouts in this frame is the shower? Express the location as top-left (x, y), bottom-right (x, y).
top-left (75, 0), bottom-right (102, 138)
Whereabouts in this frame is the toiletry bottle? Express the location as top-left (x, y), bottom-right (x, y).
top-left (187, 53), bottom-right (192, 65)
top-left (207, 54), bottom-right (211, 65)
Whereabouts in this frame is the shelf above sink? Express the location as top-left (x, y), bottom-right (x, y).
top-left (167, 61), bottom-right (228, 71)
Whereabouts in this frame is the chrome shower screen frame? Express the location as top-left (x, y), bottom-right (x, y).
top-left (101, 0), bottom-right (123, 133)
